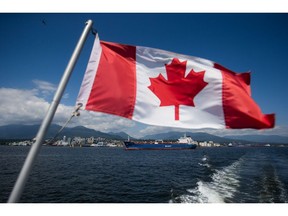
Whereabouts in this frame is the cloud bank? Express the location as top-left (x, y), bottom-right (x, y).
top-left (0, 80), bottom-right (286, 138)
top-left (0, 82), bottom-right (136, 134)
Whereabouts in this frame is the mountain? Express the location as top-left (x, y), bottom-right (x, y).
top-left (141, 132), bottom-right (288, 144)
top-left (60, 126), bottom-right (124, 139)
top-left (0, 124), bottom-right (47, 139)
top-left (1, 124), bottom-right (288, 144)
top-left (141, 131), bottom-right (238, 143)
top-left (109, 132), bottom-right (131, 139)
top-left (0, 124), bottom-right (125, 140)
top-left (224, 135), bottom-right (288, 144)
top-left (141, 131), bottom-right (288, 144)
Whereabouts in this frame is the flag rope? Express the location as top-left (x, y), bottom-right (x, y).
top-left (47, 103), bottom-right (82, 145)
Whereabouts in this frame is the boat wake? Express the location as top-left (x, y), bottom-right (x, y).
top-left (198, 154), bottom-right (211, 168)
top-left (171, 157), bottom-right (243, 203)
top-left (259, 164), bottom-right (288, 203)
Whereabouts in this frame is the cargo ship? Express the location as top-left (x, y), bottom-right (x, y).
top-left (124, 134), bottom-right (197, 150)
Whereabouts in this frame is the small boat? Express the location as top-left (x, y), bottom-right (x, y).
top-left (124, 134), bottom-right (197, 150)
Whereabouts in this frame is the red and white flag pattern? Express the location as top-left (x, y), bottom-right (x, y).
top-left (76, 34), bottom-right (275, 129)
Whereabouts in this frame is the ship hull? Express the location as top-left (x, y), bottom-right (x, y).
top-left (124, 141), bottom-right (197, 150)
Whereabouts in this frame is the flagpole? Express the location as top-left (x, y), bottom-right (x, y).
top-left (8, 20), bottom-right (93, 203)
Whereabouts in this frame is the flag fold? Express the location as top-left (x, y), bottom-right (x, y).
top-left (76, 34), bottom-right (275, 129)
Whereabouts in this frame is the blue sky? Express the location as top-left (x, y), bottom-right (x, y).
top-left (0, 13), bottom-right (288, 138)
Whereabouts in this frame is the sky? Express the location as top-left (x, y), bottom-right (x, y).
top-left (0, 12), bottom-right (288, 138)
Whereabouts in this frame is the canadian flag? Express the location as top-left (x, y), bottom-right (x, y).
top-left (76, 34), bottom-right (275, 129)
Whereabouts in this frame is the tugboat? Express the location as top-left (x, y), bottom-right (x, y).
top-left (124, 134), bottom-right (197, 150)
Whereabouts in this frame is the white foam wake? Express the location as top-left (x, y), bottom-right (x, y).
top-left (259, 165), bottom-right (288, 203)
top-left (174, 158), bottom-right (243, 203)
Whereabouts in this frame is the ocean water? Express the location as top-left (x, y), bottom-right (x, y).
top-left (0, 145), bottom-right (288, 203)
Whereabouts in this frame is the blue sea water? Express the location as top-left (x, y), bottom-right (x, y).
top-left (0, 145), bottom-right (288, 203)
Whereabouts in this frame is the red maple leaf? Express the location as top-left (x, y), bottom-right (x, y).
top-left (148, 58), bottom-right (208, 120)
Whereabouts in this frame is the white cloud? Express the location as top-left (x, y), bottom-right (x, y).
top-left (70, 110), bottom-right (135, 133)
top-left (0, 87), bottom-right (136, 134)
top-left (32, 79), bottom-right (57, 96)
top-left (139, 125), bottom-right (185, 137)
top-left (0, 86), bottom-right (287, 138)
top-left (0, 88), bottom-right (50, 126)
top-left (62, 93), bottom-right (69, 99)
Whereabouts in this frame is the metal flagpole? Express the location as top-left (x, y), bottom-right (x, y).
top-left (8, 20), bottom-right (93, 203)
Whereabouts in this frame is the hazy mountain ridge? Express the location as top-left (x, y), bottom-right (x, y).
top-left (141, 131), bottom-right (242, 143)
top-left (141, 131), bottom-right (288, 144)
top-left (0, 124), bottom-right (287, 144)
top-left (223, 134), bottom-right (288, 144)
top-left (0, 124), bottom-right (126, 140)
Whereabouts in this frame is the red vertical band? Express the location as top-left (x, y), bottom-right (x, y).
top-left (221, 68), bottom-right (275, 129)
top-left (86, 41), bottom-right (136, 119)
